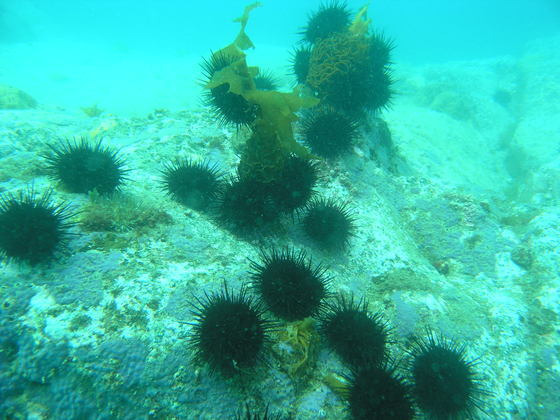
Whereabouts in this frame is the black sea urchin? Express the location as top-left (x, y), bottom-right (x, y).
top-left (300, 108), bottom-right (359, 159)
top-left (306, 31), bottom-right (394, 115)
top-left (319, 294), bottom-right (389, 369)
top-left (301, 197), bottom-right (355, 252)
top-left (44, 137), bottom-right (127, 195)
top-left (254, 70), bottom-right (279, 91)
top-left (271, 155), bottom-right (319, 213)
top-left (368, 32), bottom-right (396, 69)
top-left (249, 248), bottom-right (329, 322)
top-left (0, 188), bottom-right (76, 265)
top-left (346, 363), bottom-right (415, 420)
top-left (290, 45), bottom-right (312, 85)
top-left (235, 404), bottom-right (284, 420)
top-left (408, 331), bottom-right (487, 419)
top-left (189, 284), bottom-right (274, 376)
top-left (200, 51), bottom-right (259, 127)
top-left (160, 159), bottom-right (222, 211)
top-left (214, 175), bottom-right (280, 235)
top-left (301, 1), bottom-right (352, 44)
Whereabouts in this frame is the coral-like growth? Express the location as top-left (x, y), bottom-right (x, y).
top-left (43, 137), bottom-right (127, 195)
top-left (346, 363), bottom-right (415, 420)
top-left (301, 1), bottom-right (352, 44)
top-left (160, 159), bottom-right (223, 211)
top-left (319, 294), bottom-right (389, 368)
top-left (408, 331), bottom-right (487, 419)
top-left (301, 197), bottom-right (355, 252)
top-left (189, 283), bottom-right (274, 376)
top-left (249, 248), bottom-right (330, 321)
top-left (200, 51), bottom-right (260, 127)
top-left (300, 107), bottom-right (359, 158)
top-left (0, 188), bottom-right (76, 264)
top-left (306, 31), bottom-right (393, 114)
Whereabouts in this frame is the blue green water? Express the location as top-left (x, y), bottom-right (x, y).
top-left (1, 1), bottom-right (560, 419)
top-left (1, 0), bottom-right (559, 113)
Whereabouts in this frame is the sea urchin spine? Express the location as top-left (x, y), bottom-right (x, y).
top-left (0, 188), bottom-right (76, 265)
top-left (189, 283), bottom-right (274, 376)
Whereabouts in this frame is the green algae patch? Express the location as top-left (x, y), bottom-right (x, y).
top-left (372, 267), bottom-right (437, 294)
top-left (70, 314), bottom-right (92, 331)
top-left (80, 193), bottom-right (173, 234)
top-left (102, 301), bottom-right (149, 333)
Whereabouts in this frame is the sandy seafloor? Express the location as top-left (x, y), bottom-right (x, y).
top-left (1, 33), bottom-right (560, 419)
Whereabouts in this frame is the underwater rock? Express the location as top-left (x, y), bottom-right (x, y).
top-left (512, 36), bottom-right (560, 164)
top-left (386, 103), bottom-right (510, 193)
top-left (525, 210), bottom-right (560, 279)
top-left (0, 84), bottom-right (37, 109)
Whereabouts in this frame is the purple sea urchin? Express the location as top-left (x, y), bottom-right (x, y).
top-left (289, 45), bottom-right (312, 85)
top-left (346, 362), bottom-right (415, 420)
top-left (300, 108), bottom-right (359, 159)
top-left (301, 1), bottom-right (352, 44)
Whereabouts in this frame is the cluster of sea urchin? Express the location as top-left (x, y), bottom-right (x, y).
top-left (289, 1), bottom-right (395, 167)
top-left (296, 1), bottom-right (395, 116)
top-left (317, 292), bottom-right (487, 419)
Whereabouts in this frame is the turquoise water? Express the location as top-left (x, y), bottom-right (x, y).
top-left (1, 1), bottom-right (559, 113)
top-left (1, 1), bottom-right (560, 419)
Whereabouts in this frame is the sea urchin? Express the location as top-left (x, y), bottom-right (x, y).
top-left (249, 248), bottom-right (330, 321)
top-left (319, 294), bottom-right (389, 368)
top-left (301, 1), bottom-right (352, 44)
top-left (300, 108), bottom-right (359, 159)
top-left (346, 363), bottom-right (415, 420)
top-left (301, 197), bottom-right (355, 252)
top-left (0, 188), bottom-right (76, 265)
top-left (189, 283), bottom-right (273, 376)
top-left (160, 159), bottom-right (222, 211)
top-left (408, 331), bottom-right (487, 419)
top-left (200, 51), bottom-right (260, 127)
top-left (43, 137), bottom-right (127, 195)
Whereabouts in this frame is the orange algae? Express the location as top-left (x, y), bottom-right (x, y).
top-left (349, 5), bottom-right (371, 36)
top-left (204, 3), bottom-right (318, 182)
top-left (306, 33), bottom-right (369, 93)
